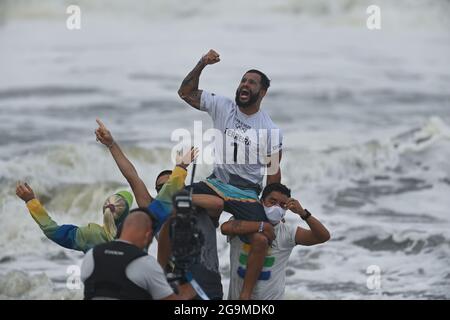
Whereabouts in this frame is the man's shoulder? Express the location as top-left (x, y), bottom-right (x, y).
top-left (203, 90), bottom-right (235, 106)
top-left (273, 221), bottom-right (298, 247)
top-left (126, 255), bottom-right (164, 280)
top-left (82, 248), bottom-right (94, 262)
top-left (131, 254), bottom-right (158, 267)
top-left (275, 221), bottom-right (297, 234)
top-left (259, 109), bottom-right (281, 130)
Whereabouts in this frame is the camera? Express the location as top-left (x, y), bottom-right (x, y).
top-left (173, 191), bottom-right (193, 215)
top-left (167, 190), bottom-right (204, 284)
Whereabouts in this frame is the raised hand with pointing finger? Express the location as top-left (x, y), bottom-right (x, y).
top-left (95, 118), bottom-right (114, 148)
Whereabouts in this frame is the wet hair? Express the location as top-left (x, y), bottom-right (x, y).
top-left (246, 69), bottom-right (271, 90)
top-left (103, 194), bottom-right (127, 240)
top-left (261, 183), bottom-right (291, 200)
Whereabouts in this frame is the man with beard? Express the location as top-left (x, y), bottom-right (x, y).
top-left (178, 49), bottom-right (283, 299)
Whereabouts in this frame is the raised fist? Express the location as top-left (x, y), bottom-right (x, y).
top-left (202, 49), bottom-right (220, 65)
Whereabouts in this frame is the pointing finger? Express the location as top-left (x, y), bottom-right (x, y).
top-left (96, 118), bottom-right (106, 129)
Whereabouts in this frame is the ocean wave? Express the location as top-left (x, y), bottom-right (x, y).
top-left (353, 233), bottom-right (449, 254)
top-left (333, 180), bottom-right (434, 209)
top-left (283, 116), bottom-right (450, 190)
top-left (1, 0), bottom-right (448, 29)
top-left (269, 88), bottom-right (450, 107)
top-left (0, 86), bottom-right (103, 101)
top-left (0, 270), bottom-right (82, 300)
top-left (0, 143), bottom-right (174, 187)
top-left (1, 116), bottom-right (448, 200)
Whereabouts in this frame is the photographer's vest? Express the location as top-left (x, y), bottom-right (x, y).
top-left (84, 241), bottom-right (153, 300)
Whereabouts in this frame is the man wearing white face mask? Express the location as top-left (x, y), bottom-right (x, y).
top-left (221, 183), bottom-right (331, 300)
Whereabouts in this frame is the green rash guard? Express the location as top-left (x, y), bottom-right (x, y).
top-left (27, 198), bottom-right (113, 253)
top-left (26, 166), bottom-right (188, 252)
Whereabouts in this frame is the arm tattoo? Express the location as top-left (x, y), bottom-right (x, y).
top-left (181, 90), bottom-right (201, 105)
top-left (179, 59), bottom-right (205, 95)
top-left (231, 220), bottom-right (243, 233)
top-left (181, 75), bottom-right (194, 88)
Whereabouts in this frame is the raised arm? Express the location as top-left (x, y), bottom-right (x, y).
top-left (221, 220), bottom-right (275, 242)
top-left (95, 119), bottom-right (153, 208)
top-left (16, 182), bottom-right (107, 252)
top-left (285, 198), bottom-right (330, 246)
top-left (177, 49), bottom-right (220, 109)
top-left (148, 148), bottom-right (199, 233)
top-left (16, 182), bottom-right (62, 241)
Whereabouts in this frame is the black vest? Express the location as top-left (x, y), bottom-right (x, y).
top-left (84, 241), bottom-right (153, 300)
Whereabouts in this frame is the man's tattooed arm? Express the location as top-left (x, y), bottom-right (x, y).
top-left (230, 220), bottom-right (244, 233)
top-left (220, 219), bottom-right (274, 239)
top-left (177, 58), bottom-right (206, 109)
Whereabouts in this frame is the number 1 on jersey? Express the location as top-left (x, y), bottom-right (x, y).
top-left (233, 137), bottom-right (238, 163)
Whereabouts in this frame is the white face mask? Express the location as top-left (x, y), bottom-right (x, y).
top-left (264, 205), bottom-right (287, 224)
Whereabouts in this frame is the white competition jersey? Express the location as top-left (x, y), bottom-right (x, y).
top-left (228, 221), bottom-right (298, 300)
top-left (200, 91), bottom-right (283, 193)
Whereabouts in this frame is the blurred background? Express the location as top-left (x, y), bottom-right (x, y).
top-left (0, 0), bottom-right (449, 299)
